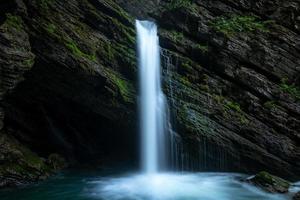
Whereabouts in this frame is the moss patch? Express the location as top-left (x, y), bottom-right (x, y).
top-left (4, 14), bottom-right (23, 31)
top-left (195, 44), bottom-right (209, 53)
top-left (264, 100), bottom-right (278, 110)
top-left (43, 22), bottom-right (96, 61)
top-left (169, 30), bottom-right (184, 42)
top-left (45, 23), bottom-right (56, 35)
top-left (249, 171), bottom-right (290, 193)
top-left (37, 0), bottom-right (55, 11)
top-left (165, 0), bottom-right (193, 11)
top-left (23, 58), bottom-right (35, 67)
top-left (65, 40), bottom-right (96, 61)
top-left (210, 15), bottom-right (272, 37)
top-left (105, 69), bottom-right (134, 103)
top-left (280, 79), bottom-right (300, 101)
top-left (214, 95), bottom-right (248, 124)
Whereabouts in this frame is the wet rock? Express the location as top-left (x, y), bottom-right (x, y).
top-left (247, 171), bottom-right (290, 193)
top-left (0, 131), bottom-right (52, 188)
top-left (293, 192), bottom-right (300, 200)
top-left (47, 154), bottom-right (66, 170)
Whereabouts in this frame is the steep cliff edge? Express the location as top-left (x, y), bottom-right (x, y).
top-left (0, 0), bottom-right (299, 187)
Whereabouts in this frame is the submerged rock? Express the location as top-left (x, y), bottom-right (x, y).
top-left (293, 192), bottom-right (300, 200)
top-left (247, 171), bottom-right (290, 193)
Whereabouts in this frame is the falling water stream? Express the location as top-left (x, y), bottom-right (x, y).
top-left (136, 20), bottom-right (167, 173)
top-left (0, 20), bottom-right (298, 200)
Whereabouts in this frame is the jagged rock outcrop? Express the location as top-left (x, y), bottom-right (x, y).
top-left (149, 0), bottom-right (300, 179)
top-left (0, 0), bottom-right (299, 187)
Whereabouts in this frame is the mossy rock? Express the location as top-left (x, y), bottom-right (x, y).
top-left (47, 154), bottom-right (66, 170)
top-left (247, 171), bottom-right (290, 193)
top-left (0, 133), bottom-right (67, 188)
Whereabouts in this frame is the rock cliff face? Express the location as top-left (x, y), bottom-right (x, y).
top-left (0, 0), bottom-right (299, 186)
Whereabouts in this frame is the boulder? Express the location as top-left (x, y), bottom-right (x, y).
top-left (247, 171), bottom-right (290, 193)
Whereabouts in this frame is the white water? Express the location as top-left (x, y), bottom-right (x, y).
top-left (136, 20), bottom-right (168, 173)
top-left (88, 173), bottom-right (289, 200)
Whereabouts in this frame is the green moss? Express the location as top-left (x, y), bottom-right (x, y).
top-left (264, 100), bottom-right (277, 109)
top-left (224, 101), bottom-right (242, 113)
top-left (23, 58), bottom-right (35, 67)
top-left (0, 133), bottom-right (60, 183)
top-left (165, 0), bottom-right (193, 10)
top-left (38, 0), bottom-right (54, 10)
top-left (214, 95), bottom-right (248, 124)
top-left (199, 84), bottom-right (209, 92)
top-left (97, 40), bottom-right (117, 66)
top-left (180, 76), bottom-right (191, 86)
top-left (42, 21), bottom-right (97, 62)
top-left (5, 14), bottom-right (23, 31)
top-left (177, 103), bottom-right (215, 136)
top-left (257, 171), bottom-right (277, 185)
top-left (182, 61), bottom-right (194, 71)
top-left (254, 171), bottom-right (290, 188)
top-left (0, 164), bottom-right (27, 175)
top-left (65, 40), bottom-right (96, 61)
top-left (210, 15), bottom-right (272, 37)
top-left (280, 78), bottom-right (300, 100)
top-left (112, 43), bottom-right (137, 71)
top-left (105, 69), bottom-right (134, 103)
top-left (42, 22), bottom-right (61, 40)
top-left (45, 23), bottom-right (56, 35)
top-left (195, 44), bottom-right (209, 53)
top-left (169, 30), bottom-right (184, 42)
top-left (110, 17), bottom-right (135, 45)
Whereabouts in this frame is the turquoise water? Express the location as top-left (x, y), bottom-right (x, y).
top-left (0, 171), bottom-right (296, 200)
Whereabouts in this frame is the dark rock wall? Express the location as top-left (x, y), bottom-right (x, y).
top-left (151, 0), bottom-right (300, 179)
top-left (0, 0), bottom-right (299, 185)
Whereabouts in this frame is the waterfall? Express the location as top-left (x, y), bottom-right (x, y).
top-left (136, 20), bottom-right (169, 174)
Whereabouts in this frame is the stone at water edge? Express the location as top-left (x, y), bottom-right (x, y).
top-left (293, 192), bottom-right (300, 200)
top-left (47, 154), bottom-right (67, 171)
top-left (246, 171), bottom-right (290, 193)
